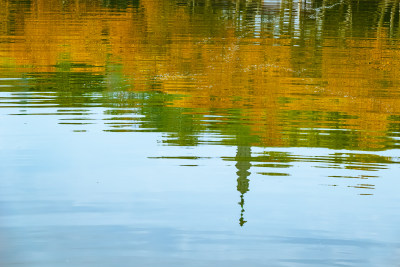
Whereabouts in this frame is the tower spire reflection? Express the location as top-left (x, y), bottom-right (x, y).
top-left (235, 145), bottom-right (251, 226)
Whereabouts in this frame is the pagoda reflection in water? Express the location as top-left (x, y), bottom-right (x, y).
top-left (235, 146), bottom-right (251, 227)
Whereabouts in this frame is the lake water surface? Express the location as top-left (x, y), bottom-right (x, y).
top-left (1, 0), bottom-right (400, 266)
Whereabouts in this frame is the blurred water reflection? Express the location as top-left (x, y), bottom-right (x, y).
top-left (1, 0), bottom-right (400, 266)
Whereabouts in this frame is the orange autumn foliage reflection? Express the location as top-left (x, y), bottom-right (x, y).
top-left (1, 0), bottom-right (400, 149)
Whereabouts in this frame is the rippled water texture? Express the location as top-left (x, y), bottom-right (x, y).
top-left (1, 0), bottom-right (400, 266)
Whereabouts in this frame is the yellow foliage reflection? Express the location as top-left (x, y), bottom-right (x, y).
top-left (1, 0), bottom-right (400, 150)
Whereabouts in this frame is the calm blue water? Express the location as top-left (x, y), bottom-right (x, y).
top-left (1, 0), bottom-right (400, 266)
